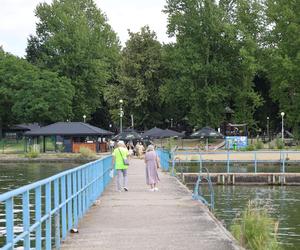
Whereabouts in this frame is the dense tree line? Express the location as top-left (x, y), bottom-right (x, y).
top-left (0, 0), bottom-right (299, 137)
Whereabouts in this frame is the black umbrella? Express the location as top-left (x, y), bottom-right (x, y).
top-left (112, 131), bottom-right (142, 141)
top-left (190, 127), bottom-right (223, 138)
top-left (142, 127), bottom-right (164, 138)
top-left (190, 127), bottom-right (223, 150)
top-left (156, 129), bottom-right (184, 138)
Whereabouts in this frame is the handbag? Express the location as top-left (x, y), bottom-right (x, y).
top-left (109, 169), bottom-right (114, 178)
top-left (118, 148), bottom-right (129, 165)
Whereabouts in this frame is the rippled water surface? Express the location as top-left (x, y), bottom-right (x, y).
top-left (209, 185), bottom-right (300, 250)
top-left (0, 162), bottom-right (79, 194)
top-left (0, 162), bottom-right (80, 247)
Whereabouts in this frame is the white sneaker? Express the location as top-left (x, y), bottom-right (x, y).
top-left (154, 187), bottom-right (159, 191)
top-left (149, 188), bottom-right (154, 192)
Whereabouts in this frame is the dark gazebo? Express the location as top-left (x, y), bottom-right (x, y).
top-left (142, 127), bottom-right (164, 139)
top-left (25, 122), bottom-right (113, 153)
top-left (4, 123), bottom-right (40, 140)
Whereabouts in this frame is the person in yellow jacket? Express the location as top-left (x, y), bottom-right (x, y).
top-left (112, 140), bottom-right (130, 192)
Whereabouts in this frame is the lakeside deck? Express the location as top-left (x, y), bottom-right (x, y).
top-left (61, 159), bottom-right (240, 250)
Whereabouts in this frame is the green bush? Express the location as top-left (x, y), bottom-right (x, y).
top-left (25, 144), bottom-right (40, 158)
top-left (56, 144), bottom-right (65, 153)
top-left (78, 147), bottom-right (96, 159)
top-left (246, 144), bottom-right (255, 151)
top-left (25, 151), bottom-right (39, 158)
top-left (166, 138), bottom-right (176, 151)
top-left (230, 201), bottom-right (281, 250)
top-left (276, 139), bottom-right (284, 150)
top-left (255, 141), bottom-right (264, 150)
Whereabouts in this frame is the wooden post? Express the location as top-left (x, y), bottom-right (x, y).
top-left (43, 136), bottom-right (46, 153)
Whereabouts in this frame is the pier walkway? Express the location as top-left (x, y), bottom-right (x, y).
top-left (61, 159), bottom-right (240, 250)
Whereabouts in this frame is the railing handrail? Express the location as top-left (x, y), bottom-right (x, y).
top-left (0, 155), bottom-right (110, 202)
top-left (0, 155), bottom-right (113, 250)
top-left (172, 150), bottom-right (300, 155)
top-left (192, 167), bottom-right (214, 210)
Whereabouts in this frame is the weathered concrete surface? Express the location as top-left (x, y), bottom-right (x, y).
top-left (61, 159), bottom-right (241, 250)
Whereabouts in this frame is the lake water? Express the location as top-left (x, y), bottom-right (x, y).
top-left (188, 184), bottom-right (300, 250)
top-left (0, 162), bottom-right (79, 194)
top-left (0, 162), bottom-right (80, 248)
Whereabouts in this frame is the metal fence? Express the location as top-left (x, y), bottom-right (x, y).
top-left (0, 139), bottom-right (26, 154)
top-left (0, 155), bottom-right (113, 250)
top-left (171, 150), bottom-right (300, 174)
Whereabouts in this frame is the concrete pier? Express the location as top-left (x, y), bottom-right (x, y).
top-left (61, 159), bottom-right (240, 250)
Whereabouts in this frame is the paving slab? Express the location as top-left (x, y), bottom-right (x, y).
top-left (61, 158), bottom-right (241, 250)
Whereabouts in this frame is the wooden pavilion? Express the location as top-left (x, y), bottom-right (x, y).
top-left (25, 122), bottom-right (113, 153)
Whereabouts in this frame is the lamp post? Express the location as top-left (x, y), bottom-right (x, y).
top-left (281, 112), bottom-right (285, 143)
top-left (83, 115), bottom-right (86, 123)
top-left (267, 116), bottom-right (270, 141)
top-left (119, 99), bottom-right (123, 133)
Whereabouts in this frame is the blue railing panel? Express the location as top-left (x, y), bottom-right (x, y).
top-left (45, 182), bottom-right (51, 250)
top-left (35, 186), bottom-right (42, 250)
top-left (0, 156), bottom-right (113, 249)
top-left (5, 198), bottom-right (13, 250)
top-left (22, 191), bottom-right (30, 250)
top-left (156, 149), bottom-right (170, 171)
top-left (60, 176), bottom-right (67, 240)
top-left (54, 179), bottom-right (60, 249)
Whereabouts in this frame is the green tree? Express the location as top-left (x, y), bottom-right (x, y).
top-left (105, 26), bottom-right (164, 130)
top-left (0, 48), bottom-right (74, 127)
top-left (26, 0), bottom-right (120, 121)
top-left (265, 0), bottom-right (300, 137)
top-left (162, 0), bottom-right (263, 129)
top-left (0, 48), bottom-right (15, 138)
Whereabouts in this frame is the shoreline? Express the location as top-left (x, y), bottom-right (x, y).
top-left (0, 152), bottom-right (111, 163)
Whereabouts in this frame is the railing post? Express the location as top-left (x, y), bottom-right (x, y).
top-left (73, 172), bottom-right (78, 228)
top-left (5, 198), bottom-right (14, 250)
top-left (171, 158), bottom-right (175, 176)
top-left (282, 152), bottom-right (286, 174)
top-left (227, 150), bottom-right (230, 173)
top-left (78, 170), bottom-right (83, 219)
top-left (199, 152), bottom-right (203, 173)
top-left (54, 179), bottom-right (60, 249)
top-left (45, 182), bottom-right (52, 250)
top-left (35, 187), bottom-right (42, 250)
top-left (254, 151), bottom-right (257, 173)
top-left (22, 191), bottom-right (30, 250)
top-left (67, 174), bottom-right (72, 231)
top-left (61, 176), bottom-right (67, 240)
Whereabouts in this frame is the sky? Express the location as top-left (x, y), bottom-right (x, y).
top-left (0, 0), bottom-right (174, 58)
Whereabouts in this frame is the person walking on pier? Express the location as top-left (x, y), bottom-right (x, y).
top-left (112, 141), bottom-right (130, 192)
top-left (144, 145), bottom-right (160, 191)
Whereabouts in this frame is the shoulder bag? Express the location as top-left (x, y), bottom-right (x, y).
top-left (118, 148), bottom-right (129, 165)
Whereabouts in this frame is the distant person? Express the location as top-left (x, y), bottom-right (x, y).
top-left (136, 142), bottom-right (145, 159)
top-left (109, 140), bottom-right (115, 152)
top-left (112, 141), bottom-right (129, 192)
top-left (144, 145), bottom-right (160, 191)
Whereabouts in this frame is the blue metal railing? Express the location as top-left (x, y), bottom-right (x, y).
top-left (0, 156), bottom-right (112, 250)
top-left (171, 150), bottom-right (300, 174)
top-left (156, 149), bottom-right (170, 171)
top-left (157, 148), bottom-right (215, 210)
top-left (192, 167), bottom-right (214, 210)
